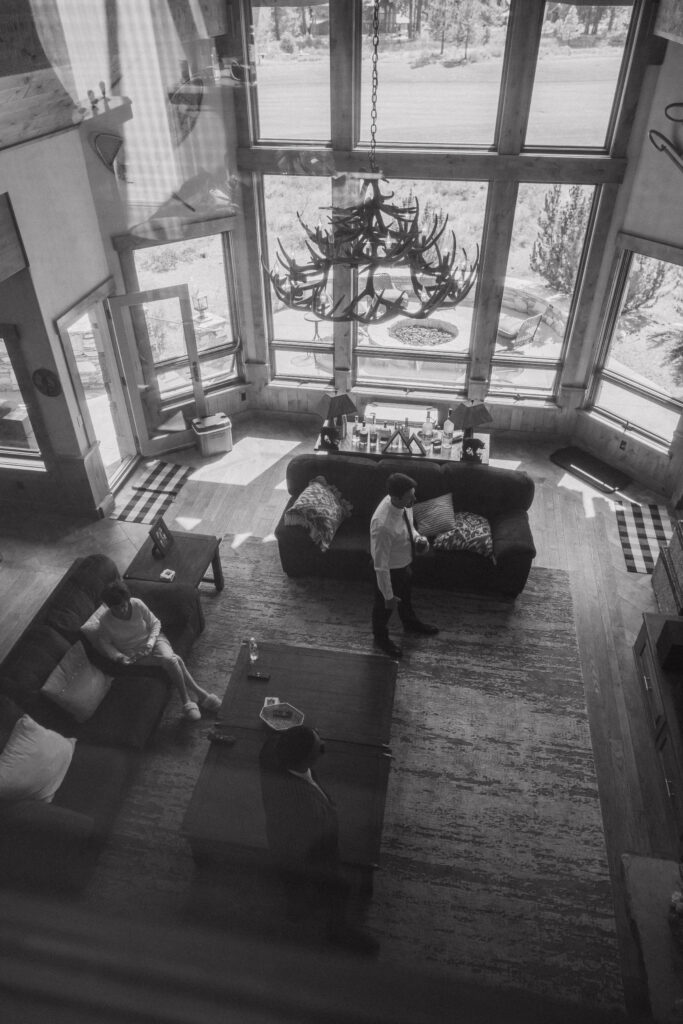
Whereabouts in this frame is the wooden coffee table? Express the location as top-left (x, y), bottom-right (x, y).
top-left (124, 531), bottom-right (224, 591)
top-left (181, 641), bottom-right (397, 891)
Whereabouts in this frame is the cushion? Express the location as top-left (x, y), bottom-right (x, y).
top-left (284, 476), bottom-right (353, 552)
top-left (79, 604), bottom-right (108, 651)
top-left (0, 695), bottom-right (23, 755)
top-left (44, 581), bottom-right (100, 643)
top-left (433, 512), bottom-right (494, 558)
top-left (0, 715), bottom-right (76, 802)
top-left (41, 642), bottom-right (113, 723)
top-left (413, 493), bottom-right (457, 538)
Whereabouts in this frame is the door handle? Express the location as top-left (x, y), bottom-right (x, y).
top-left (666, 778), bottom-right (676, 800)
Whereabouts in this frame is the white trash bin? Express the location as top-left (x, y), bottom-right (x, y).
top-left (191, 413), bottom-right (232, 456)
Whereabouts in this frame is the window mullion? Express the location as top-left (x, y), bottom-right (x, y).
top-left (329, 0), bottom-right (359, 151)
top-left (469, 180), bottom-right (518, 396)
top-left (496, 0), bottom-right (545, 154)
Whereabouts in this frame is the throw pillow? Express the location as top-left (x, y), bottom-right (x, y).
top-left (0, 715), bottom-right (75, 802)
top-left (433, 511), bottom-right (494, 558)
top-left (413, 493), bottom-right (457, 538)
top-left (0, 694), bottom-right (23, 755)
top-left (41, 641), bottom-right (113, 723)
top-left (284, 476), bottom-right (353, 552)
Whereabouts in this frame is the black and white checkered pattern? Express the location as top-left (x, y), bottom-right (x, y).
top-left (614, 501), bottom-right (672, 574)
top-left (111, 461), bottom-right (191, 524)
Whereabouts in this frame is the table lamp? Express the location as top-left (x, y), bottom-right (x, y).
top-left (316, 392), bottom-right (358, 449)
top-left (451, 401), bottom-right (492, 462)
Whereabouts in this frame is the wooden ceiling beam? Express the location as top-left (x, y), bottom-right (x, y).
top-left (236, 147), bottom-right (627, 184)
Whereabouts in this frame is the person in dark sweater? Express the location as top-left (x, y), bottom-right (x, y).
top-left (259, 725), bottom-right (378, 955)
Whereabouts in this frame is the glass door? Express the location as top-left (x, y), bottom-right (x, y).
top-left (57, 286), bottom-right (137, 487)
top-left (107, 284), bottom-right (208, 456)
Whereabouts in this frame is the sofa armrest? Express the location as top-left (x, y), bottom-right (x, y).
top-left (492, 510), bottom-right (536, 560)
top-left (491, 510), bottom-right (536, 597)
top-left (126, 580), bottom-right (205, 640)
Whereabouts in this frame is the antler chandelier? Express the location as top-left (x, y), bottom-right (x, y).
top-left (265, 1), bottom-right (479, 326)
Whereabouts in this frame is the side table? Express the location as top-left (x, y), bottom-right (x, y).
top-left (124, 531), bottom-right (224, 591)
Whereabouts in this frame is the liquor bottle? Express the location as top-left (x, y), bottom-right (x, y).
top-left (442, 407), bottom-right (454, 450)
top-left (422, 409), bottom-right (434, 445)
top-left (359, 419), bottom-right (368, 446)
top-left (351, 415), bottom-right (360, 446)
top-left (369, 412), bottom-right (378, 448)
top-left (249, 637), bottom-right (259, 665)
top-left (380, 421), bottom-right (390, 447)
top-left (432, 425), bottom-right (442, 455)
top-left (391, 421), bottom-right (400, 450)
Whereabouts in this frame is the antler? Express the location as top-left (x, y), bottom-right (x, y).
top-left (265, 178), bottom-right (480, 324)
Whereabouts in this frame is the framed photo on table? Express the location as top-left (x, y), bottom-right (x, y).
top-left (149, 516), bottom-right (173, 557)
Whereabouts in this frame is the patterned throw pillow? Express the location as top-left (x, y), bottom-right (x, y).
top-left (284, 476), bottom-right (353, 552)
top-left (413, 493), bottom-right (457, 538)
top-left (433, 511), bottom-right (493, 558)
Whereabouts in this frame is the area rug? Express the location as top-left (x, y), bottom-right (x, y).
top-left (550, 446), bottom-right (631, 494)
top-left (110, 461), bottom-right (192, 524)
top-left (614, 500), bottom-right (672, 573)
top-left (83, 537), bottom-right (623, 1014)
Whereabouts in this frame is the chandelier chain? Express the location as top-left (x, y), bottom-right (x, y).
top-left (370, 0), bottom-right (380, 174)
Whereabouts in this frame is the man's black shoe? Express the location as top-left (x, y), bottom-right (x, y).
top-left (404, 620), bottom-right (439, 636)
top-left (373, 636), bottom-right (403, 659)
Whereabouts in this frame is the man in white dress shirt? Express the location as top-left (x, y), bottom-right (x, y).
top-left (370, 472), bottom-right (439, 659)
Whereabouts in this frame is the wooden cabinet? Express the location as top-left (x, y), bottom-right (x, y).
top-left (653, 523), bottom-right (683, 617)
top-left (634, 614), bottom-right (683, 851)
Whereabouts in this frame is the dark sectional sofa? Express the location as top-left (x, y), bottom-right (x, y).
top-left (275, 453), bottom-right (537, 597)
top-left (0, 553), bottom-right (204, 892)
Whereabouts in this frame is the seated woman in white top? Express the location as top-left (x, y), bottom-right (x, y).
top-left (94, 579), bottom-right (220, 722)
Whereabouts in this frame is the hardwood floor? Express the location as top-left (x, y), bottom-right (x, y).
top-left (0, 410), bottom-right (674, 1019)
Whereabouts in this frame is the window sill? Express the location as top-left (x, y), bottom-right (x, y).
top-left (581, 410), bottom-right (671, 458)
top-left (0, 456), bottom-right (47, 472)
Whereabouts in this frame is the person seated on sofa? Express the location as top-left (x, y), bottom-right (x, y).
top-left (370, 472), bottom-right (439, 659)
top-left (259, 725), bottom-right (378, 956)
top-left (93, 580), bottom-right (220, 722)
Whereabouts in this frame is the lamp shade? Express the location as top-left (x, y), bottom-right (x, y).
top-left (451, 401), bottom-right (493, 431)
top-left (315, 392), bottom-right (357, 422)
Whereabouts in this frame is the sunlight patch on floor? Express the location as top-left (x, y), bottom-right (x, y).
top-left (189, 437), bottom-right (299, 486)
top-left (488, 457), bottom-right (522, 470)
top-left (172, 516), bottom-right (203, 531)
top-left (557, 472), bottom-right (604, 518)
top-left (229, 532), bottom-right (254, 549)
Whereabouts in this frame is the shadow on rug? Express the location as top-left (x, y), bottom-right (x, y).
top-left (82, 535), bottom-right (623, 1014)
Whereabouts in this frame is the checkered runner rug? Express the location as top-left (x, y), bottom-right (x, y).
top-left (614, 501), bottom-right (673, 573)
top-left (111, 461), bottom-right (192, 524)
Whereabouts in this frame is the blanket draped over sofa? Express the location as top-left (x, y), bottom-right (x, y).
top-left (274, 454), bottom-right (536, 597)
top-left (0, 553), bottom-right (204, 892)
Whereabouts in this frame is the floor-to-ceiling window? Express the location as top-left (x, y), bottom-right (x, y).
top-left (590, 242), bottom-right (683, 445)
top-left (240, 0), bottom-right (645, 403)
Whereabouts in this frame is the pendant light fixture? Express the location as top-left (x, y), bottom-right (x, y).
top-left (265, 0), bottom-right (479, 326)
